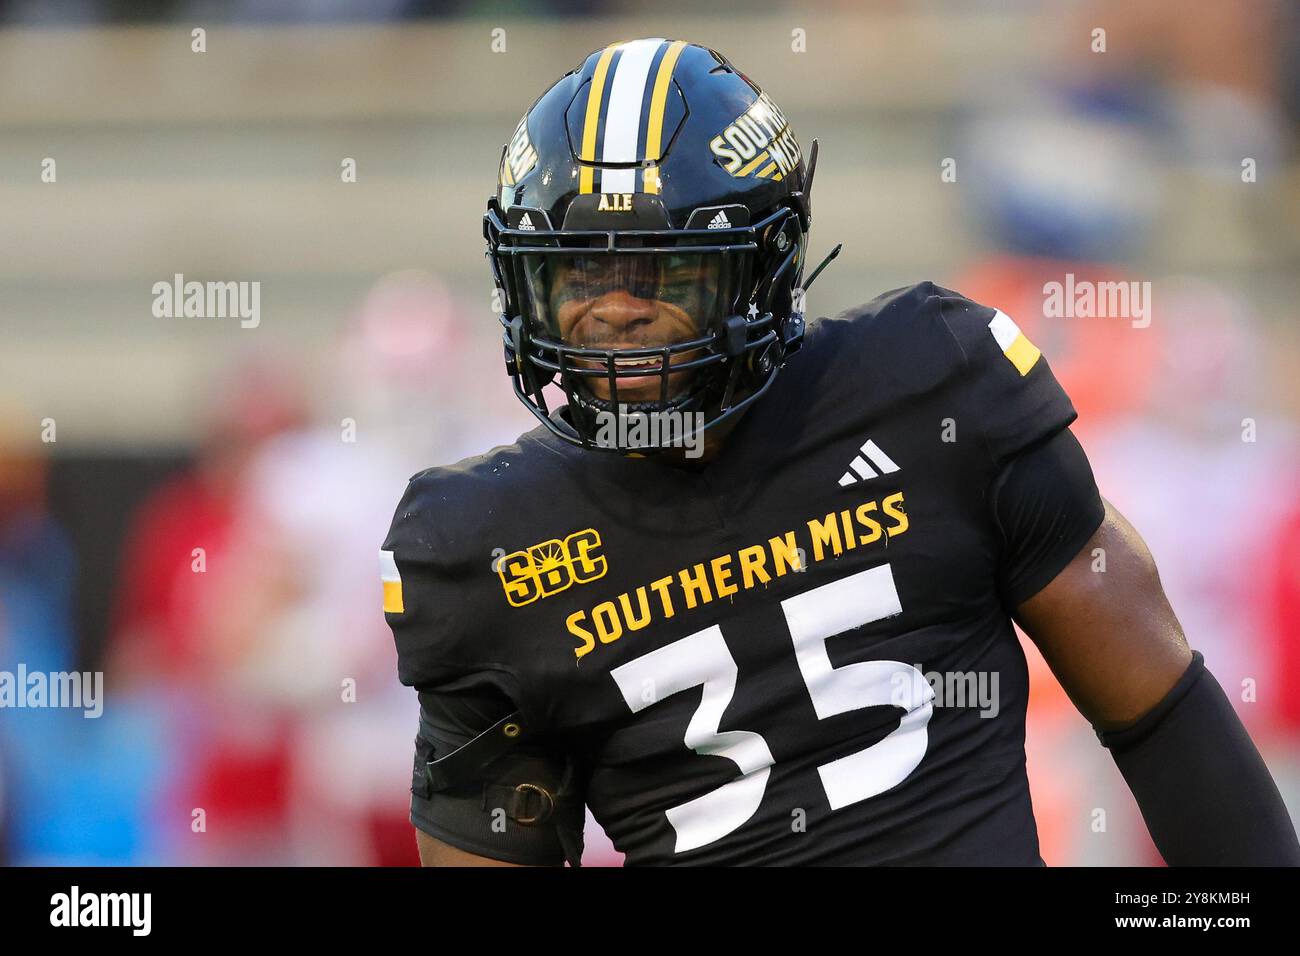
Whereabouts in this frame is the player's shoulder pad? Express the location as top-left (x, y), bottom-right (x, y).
top-left (385, 451), bottom-right (505, 573)
top-left (380, 432), bottom-right (559, 688)
top-left (924, 281), bottom-right (1078, 465)
top-left (384, 428), bottom-right (562, 565)
top-left (827, 279), bottom-right (1014, 364)
top-left (925, 281), bottom-right (1040, 377)
top-left (806, 281), bottom-right (1076, 465)
top-left (800, 280), bottom-right (973, 407)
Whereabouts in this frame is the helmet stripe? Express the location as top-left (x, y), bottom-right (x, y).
top-left (578, 41), bottom-right (621, 194)
top-left (736, 150), bottom-right (771, 177)
top-left (642, 39), bottom-right (688, 194)
top-left (599, 37), bottom-right (666, 193)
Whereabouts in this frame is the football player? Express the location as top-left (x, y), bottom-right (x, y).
top-left (382, 39), bottom-right (1300, 866)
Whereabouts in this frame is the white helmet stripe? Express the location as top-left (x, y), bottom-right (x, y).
top-left (600, 38), bottom-right (667, 192)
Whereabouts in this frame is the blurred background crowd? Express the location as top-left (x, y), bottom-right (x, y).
top-left (1, 0), bottom-right (1298, 866)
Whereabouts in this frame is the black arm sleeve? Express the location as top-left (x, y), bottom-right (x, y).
top-left (1099, 651), bottom-right (1300, 866)
top-left (990, 426), bottom-right (1106, 609)
top-left (409, 677), bottom-right (585, 866)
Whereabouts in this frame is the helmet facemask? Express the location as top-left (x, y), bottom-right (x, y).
top-left (487, 204), bottom-right (805, 454)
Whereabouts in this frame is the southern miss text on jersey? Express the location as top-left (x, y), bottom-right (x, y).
top-left (382, 281), bottom-right (1104, 866)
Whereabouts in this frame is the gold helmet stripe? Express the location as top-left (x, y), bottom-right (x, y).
top-left (578, 42), bottom-right (622, 194)
top-left (642, 40), bottom-right (688, 194)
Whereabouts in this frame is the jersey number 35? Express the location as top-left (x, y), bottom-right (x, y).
top-left (610, 563), bottom-right (933, 853)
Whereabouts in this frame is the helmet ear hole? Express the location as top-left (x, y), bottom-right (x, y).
top-left (761, 217), bottom-right (798, 256)
top-left (756, 215), bottom-right (802, 317)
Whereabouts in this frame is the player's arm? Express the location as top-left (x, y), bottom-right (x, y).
top-left (407, 678), bottom-right (585, 868)
top-left (995, 427), bottom-right (1300, 865)
top-left (382, 475), bottom-right (587, 869)
top-left (416, 830), bottom-right (527, 867)
top-left (1013, 498), bottom-right (1191, 730)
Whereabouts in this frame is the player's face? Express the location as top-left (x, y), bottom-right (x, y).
top-left (543, 253), bottom-right (724, 401)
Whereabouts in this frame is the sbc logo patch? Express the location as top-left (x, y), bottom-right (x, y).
top-left (498, 528), bottom-right (607, 607)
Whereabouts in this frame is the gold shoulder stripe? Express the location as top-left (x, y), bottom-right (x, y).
top-left (987, 309), bottom-right (1042, 377)
top-left (379, 549), bottom-right (404, 614)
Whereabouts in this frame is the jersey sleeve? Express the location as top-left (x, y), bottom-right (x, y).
top-left (383, 472), bottom-right (587, 865)
top-left (410, 677), bottom-right (585, 866)
top-left (990, 426), bottom-right (1106, 608)
top-left (933, 285), bottom-right (1079, 466)
top-left (381, 469), bottom-right (496, 691)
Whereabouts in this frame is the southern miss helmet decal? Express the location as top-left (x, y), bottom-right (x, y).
top-left (709, 91), bottom-right (803, 182)
top-left (484, 38), bottom-right (819, 453)
top-left (499, 115), bottom-right (538, 200)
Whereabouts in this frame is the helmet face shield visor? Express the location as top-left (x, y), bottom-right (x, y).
top-left (516, 250), bottom-right (743, 348)
top-left (486, 202), bottom-right (805, 451)
top-left (509, 248), bottom-right (750, 406)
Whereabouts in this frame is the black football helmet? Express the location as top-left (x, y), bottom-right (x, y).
top-left (484, 38), bottom-right (823, 453)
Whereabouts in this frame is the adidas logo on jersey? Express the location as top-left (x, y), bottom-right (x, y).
top-left (706, 210), bottom-right (731, 229)
top-left (517, 213), bottom-right (536, 231)
top-left (838, 439), bottom-right (900, 487)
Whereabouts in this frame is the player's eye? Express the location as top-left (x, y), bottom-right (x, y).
top-left (655, 256), bottom-right (715, 304)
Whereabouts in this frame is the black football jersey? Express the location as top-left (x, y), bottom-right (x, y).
top-left (383, 281), bottom-right (1092, 865)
